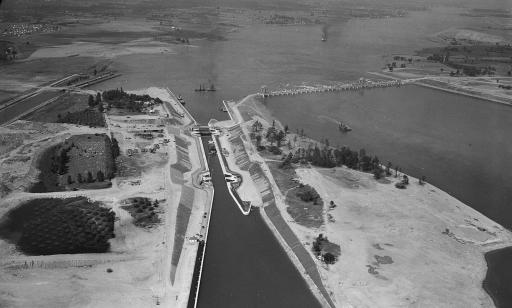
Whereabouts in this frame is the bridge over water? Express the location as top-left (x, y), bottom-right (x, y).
top-left (259, 78), bottom-right (404, 98)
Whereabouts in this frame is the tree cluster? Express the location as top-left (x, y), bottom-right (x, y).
top-left (312, 234), bottom-right (337, 264)
top-left (57, 109), bottom-right (106, 127)
top-left (5, 197), bottom-right (116, 255)
top-left (296, 184), bottom-right (321, 204)
top-left (265, 126), bottom-right (286, 147)
top-left (102, 88), bottom-right (162, 113)
top-left (88, 93), bottom-right (102, 108)
top-left (50, 147), bottom-right (71, 175)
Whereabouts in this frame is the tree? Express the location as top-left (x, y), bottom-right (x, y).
top-left (275, 130), bottom-right (286, 147)
top-left (312, 240), bottom-right (321, 256)
top-left (402, 174), bottom-right (409, 185)
top-left (419, 175), bottom-right (426, 185)
top-left (266, 127), bottom-right (277, 146)
top-left (97, 170), bottom-right (105, 182)
top-left (371, 156), bottom-right (380, 170)
top-left (323, 252), bottom-right (336, 264)
top-left (111, 138), bottom-right (120, 158)
top-left (88, 95), bottom-right (95, 107)
top-left (360, 155), bottom-right (372, 171)
top-left (77, 173), bottom-right (83, 183)
top-left (373, 167), bottom-right (383, 180)
top-left (96, 92), bottom-right (102, 104)
top-left (296, 184), bottom-right (320, 203)
top-left (252, 121), bottom-right (259, 132)
top-left (279, 152), bottom-right (293, 169)
top-left (255, 135), bottom-right (262, 148)
top-left (284, 124), bottom-right (289, 134)
top-left (87, 171), bottom-right (94, 183)
top-left (359, 148), bottom-right (366, 158)
top-left (98, 103), bottom-right (104, 113)
top-left (385, 162), bottom-right (392, 176)
top-left (67, 175), bottom-right (73, 185)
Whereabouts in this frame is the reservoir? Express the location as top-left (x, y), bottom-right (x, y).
top-left (196, 137), bottom-right (321, 308)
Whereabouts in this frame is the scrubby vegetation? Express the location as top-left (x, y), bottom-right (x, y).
top-left (57, 109), bottom-right (105, 127)
top-left (286, 184), bottom-right (324, 228)
top-left (252, 120), bottom-right (392, 178)
top-left (312, 234), bottom-right (341, 264)
top-left (22, 92), bottom-right (106, 126)
top-left (121, 197), bottom-right (161, 228)
top-left (419, 44), bottom-right (512, 76)
top-left (0, 197), bottom-right (115, 255)
top-left (250, 116), bottom-right (420, 186)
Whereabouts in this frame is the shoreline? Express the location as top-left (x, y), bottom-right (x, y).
top-left (367, 71), bottom-right (512, 107)
top-left (225, 92), bottom-right (512, 307)
top-left (258, 206), bottom-right (332, 308)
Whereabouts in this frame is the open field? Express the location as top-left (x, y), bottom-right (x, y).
top-left (298, 166), bottom-right (512, 307)
top-left (22, 92), bottom-right (93, 123)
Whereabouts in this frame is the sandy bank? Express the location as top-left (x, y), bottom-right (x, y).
top-left (297, 167), bottom-right (512, 307)
top-left (368, 72), bottom-right (512, 107)
top-left (26, 39), bottom-right (177, 60)
top-left (227, 93), bottom-right (512, 308)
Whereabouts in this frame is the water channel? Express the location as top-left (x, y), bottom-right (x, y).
top-left (196, 136), bottom-right (321, 308)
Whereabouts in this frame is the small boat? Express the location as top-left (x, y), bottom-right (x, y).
top-left (195, 84), bottom-right (205, 92)
top-left (339, 121), bottom-right (352, 132)
top-left (321, 33), bottom-right (327, 42)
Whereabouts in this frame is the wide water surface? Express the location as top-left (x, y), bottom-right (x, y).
top-left (85, 8), bottom-right (512, 307)
top-left (264, 86), bottom-right (512, 307)
top-left (265, 85), bottom-right (512, 228)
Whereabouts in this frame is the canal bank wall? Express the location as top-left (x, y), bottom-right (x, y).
top-left (163, 88), bottom-right (214, 308)
top-left (220, 97), bottom-right (336, 308)
top-left (211, 135), bottom-right (250, 215)
top-left (188, 134), bottom-right (215, 308)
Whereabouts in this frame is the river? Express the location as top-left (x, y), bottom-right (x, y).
top-left (2, 5), bottom-right (510, 307)
top-left (87, 8), bottom-right (512, 307)
top-left (263, 85), bottom-right (512, 308)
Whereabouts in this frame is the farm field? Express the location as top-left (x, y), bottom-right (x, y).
top-left (30, 133), bottom-right (116, 192)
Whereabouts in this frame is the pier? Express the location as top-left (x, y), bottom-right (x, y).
top-left (259, 79), bottom-right (403, 98)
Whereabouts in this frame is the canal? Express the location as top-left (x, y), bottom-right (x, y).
top-left (196, 136), bottom-right (321, 308)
